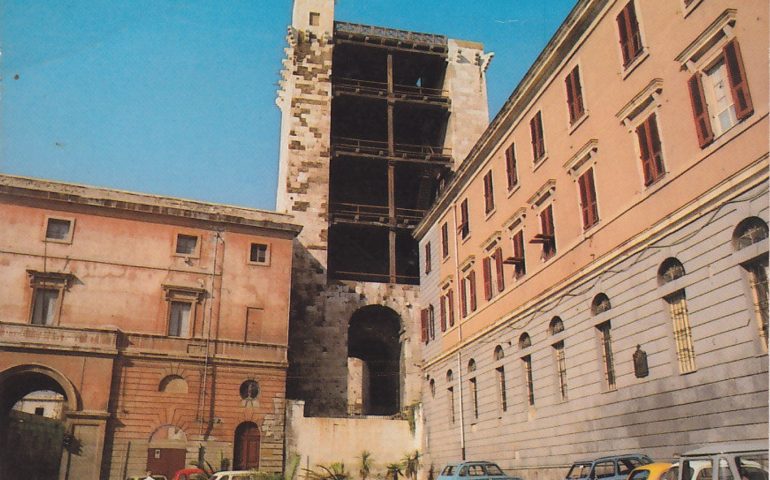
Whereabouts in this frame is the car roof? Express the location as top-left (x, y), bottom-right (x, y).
top-left (573, 454), bottom-right (651, 464)
top-left (632, 463), bottom-right (674, 474)
top-left (682, 441), bottom-right (769, 457)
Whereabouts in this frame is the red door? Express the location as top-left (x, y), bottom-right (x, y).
top-left (234, 422), bottom-right (260, 470)
top-left (147, 448), bottom-right (186, 479)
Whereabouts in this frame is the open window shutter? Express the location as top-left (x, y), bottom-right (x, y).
top-left (586, 168), bottom-right (598, 226)
top-left (636, 121), bottom-right (654, 185)
top-left (495, 247), bottom-right (505, 292)
top-left (483, 257), bottom-right (492, 300)
top-left (469, 271), bottom-right (477, 312)
top-left (578, 173), bottom-right (591, 227)
top-left (460, 278), bottom-right (467, 318)
top-left (513, 232), bottom-right (526, 276)
top-left (723, 39), bottom-right (754, 120)
top-left (440, 296), bottom-right (447, 332)
top-left (616, 6), bottom-right (631, 64)
top-left (565, 72), bottom-right (576, 121)
top-left (530, 114), bottom-right (543, 159)
top-left (460, 200), bottom-right (469, 234)
top-left (687, 73), bottom-right (715, 147)
top-left (627, 2), bottom-right (642, 57)
top-left (573, 67), bottom-right (584, 118)
top-left (505, 146), bottom-right (517, 189)
top-left (647, 114), bottom-right (664, 176)
top-left (420, 309), bottom-right (428, 343)
top-left (448, 289), bottom-right (455, 326)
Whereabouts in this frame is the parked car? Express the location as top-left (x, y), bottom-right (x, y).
top-left (209, 471), bottom-right (259, 480)
top-left (438, 461), bottom-right (523, 480)
top-left (628, 463), bottom-right (677, 480)
top-left (565, 454), bottom-right (653, 480)
top-left (678, 442), bottom-right (768, 480)
top-left (126, 476), bottom-right (168, 480)
top-left (171, 467), bottom-right (208, 480)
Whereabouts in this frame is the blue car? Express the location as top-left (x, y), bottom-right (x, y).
top-left (438, 461), bottom-right (523, 480)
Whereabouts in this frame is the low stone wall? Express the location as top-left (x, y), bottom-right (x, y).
top-left (285, 400), bottom-right (420, 480)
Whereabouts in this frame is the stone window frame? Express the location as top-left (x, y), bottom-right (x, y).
top-left (493, 345), bottom-right (507, 415)
top-left (43, 215), bottom-right (76, 244)
top-left (163, 285), bottom-right (206, 338)
top-left (248, 242), bottom-right (271, 266)
top-left (616, 0), bottom-right (650, 79)
top-left (730, 216), bottom-right (769, 353)
top-left (657, 258), bottom-right (697, 375)
top-left (27, 270), bottom-right (74, 326)
top-left (565, 63), bottom-right (588, 131)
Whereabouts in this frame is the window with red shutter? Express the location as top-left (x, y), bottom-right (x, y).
top-left (723, 39), bottom-right (753, 121)
top-left (565, 66), bottom-right (585, 123)
top-left (440, 295), bottom-right (447, 332)
top-left (688, 73), bottom-right (715, 148)
top-left (441, 222), bottom-right (449, 258)
top-left (512, 231), bottom-right (526, 278)
top-left (530, 112), bottom-right (545, 161)
top-left (460, 199), bottom-right (470, 239)
top-left (617, 1), bottom-right (643, 66)
top-left (578, 168), bottom-right (599, 229)
top-left (460, 278), bottom-right (468, 318)
top-left (535, 205), bottom-right (556, 260)
top-left (483, 257), bottom-right (492, 301)
top-left (429, 305), bottom-right (435, 340)
top-left (448, 289), bottom-right (455, 326)
top-left (420, 308), bottom-right (429, 343)
top-left (636, 113), bottom-right (665, 186)
top-left (505, 144), bottom-right (518, 190)
top-left (483, 171), bottom-right (495, 214)
top-left (468, 270), bottom-right (477, 312)
top-left (424, 242), bottom-right (432, 274)
top-left (495, 247), bottom-right (505, 293)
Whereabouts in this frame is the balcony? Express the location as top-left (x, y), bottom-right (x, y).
top-left (0, 322), bottom-right (119, 355)
top-left (329, 202), bottom-right (426, 228)
top-left (334, 22), bottom-right (448, 55)
top-left (332, 137), bottom-right (452, 165)
top-left (333, 77), bottom-right (450, 106)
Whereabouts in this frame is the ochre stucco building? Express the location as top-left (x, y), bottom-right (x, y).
top-left (0, 175), bottom-right (301, 479)
top-left (414, 0), bottom-right (768, 477)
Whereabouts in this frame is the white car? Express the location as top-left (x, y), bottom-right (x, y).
top-left (209, 471), bottom-right (258, 480)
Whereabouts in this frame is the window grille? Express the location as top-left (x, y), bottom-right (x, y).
top-left (667, 290), bottom-right (697, 373)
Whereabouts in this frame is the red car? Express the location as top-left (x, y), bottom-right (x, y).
top-left (171, 467), bottom-right (208, 480)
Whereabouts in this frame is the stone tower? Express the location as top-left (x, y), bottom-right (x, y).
top-left (277, 0), bottom-right (490, 416)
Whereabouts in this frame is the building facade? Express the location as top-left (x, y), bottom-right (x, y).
top-left (414, 0), bottom-right (768, 477)
top-left (276, 0), bottom-right (490, 417)
top-left (0, 175), bottom-right (301, 479)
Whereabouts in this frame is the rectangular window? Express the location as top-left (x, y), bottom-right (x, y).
top-left (511, 231), bottom-right (526, 278)
top-left (530, 111), bottom-right (546, 161)
top-left (468, 270), bottom-right (477, 313)
top-left (168, 301), bottom-right (192, 337)
top-left (483, 256), bottom-right (493, 301)
top-left (688, 39), bottom-right (754, 148)
top-left (483, 171), bottom-right (495, 214)
top-left (421, 308), bottom-right (429, 344)
top-left (424, 242), bottom-right (432, 274)
top-left (578, 168), bottom-right (600, 229)
top-left (505, 144), bottom-right (518, 190)
top-left (429, 305), bottom-right (436, 341)
top-left (175, 234), bottom-right (199, 256)
top-left (636, 113), bottom-right (665, 186)
top-left (249, 243), bottom-right (269, 264)
top-left (447, 288), bottom-right (455, 327)
top-left (553, 341), bottom-right (568, 401)
top-left (439, 294), bottom-right (447, 332)
top-left (496, 366), bottom-right (508, 412)
top-left (459, 199), bottom-right (470, 239)
top-left (45, 218), bottom-right (73, 243)
top-left (617, 1), bottom-right (643, 66)
top-left (597, 321), bottom-right (617, 390)
top-left (746, 259), bottom-right (769, 349)
top-left (31, 288), bottom-right (59, 326)
top-left (523, 355), bottom-right (534, 406)
top-left (667, 290), bottom-right (697, 373)
top-left (309, 11), bottom-right (320, 26)
top-left (460, 271), bottom-right (477, 317)
top-left (470, 377), bottom-right (479, 419)
top-left (441, 222), bottom-right (449, 258)
top-left (447, 387), bottom-right (456, 424)
top-left (565, 65), bottom-right (585, 123)
top-left (483, 248), bottom-right (505, 301)
top-left (533, 205), bottom-right (556, 260)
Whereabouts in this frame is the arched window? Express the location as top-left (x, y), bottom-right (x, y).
top-left (591, 294), bottom-right (611, 315)
top-left (733, 217), bottom-right (768, 250)
top-left (239, 380), bottom-right (260, 400)
top-left (467, 359), bottom-right (476, 373)
top-left (446, 369), bottom-right (453, 383)
top-left (659, 257), bottom-right (685, 284)
top-left (518, 332), bottom-right (531, 350)
top-left (549, 317), bottom-right (564, 334)
top-left (159, 375), bottom-right (188, 394)
top-left (429, 379), bottom-right (435, 398)
top-left (467, 359), bottom-right (479, 418)
top-left (493, 345), bottom-right (505, 361)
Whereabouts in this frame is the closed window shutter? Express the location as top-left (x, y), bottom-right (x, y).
top-left (572, 67), bottom-right (584, 119)
top-left (578, 172), bottom-right (591, 227)
top-left (530, 113), bottom-right (544, 159)
top-left (460, 278), bottom-right (468, 318)
top-left (636, 120), bottom-right (654, 185)
top-left (647, 114), bottom-right (664, 178)
top-left (616, 6), bottom-right (631, 64)
top-left (460, 200), bottom-right (469, 236)
top-left (483, 257), bottom-right (492, 301)
top-left (627, 2), bottom-right (642, 57)
top-left (421, 309), bottom-right (429, 343)
top-left (425, 242), bottom-right (431, 274)
top-left (484, 172), bottom-right (494, 213)
top-left (505, 145), bottom-right (518, 189)
top-left (495, 247), bottom-right (505, 292)
top-left (687, 73), bottom-right (715, 147)
top-left (565, 71), bottom-right (576, 121)
top-left (513, 231), bottom-right (526, 277)
top-left (723, 39), bottom-right (754, 120)
top-left (440, 296), bottom-right (447, 332)
top-left (585, 168), bottom-right (598, 226)
top-left (441, 223), bottom-right (449, 257)
top-left (469, 271), bottom-right (477, 312)
top-left (448, 289), bottom-right (455, 326)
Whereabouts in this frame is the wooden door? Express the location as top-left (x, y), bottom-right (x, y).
top-left (234, 423), bottom-right (260, 470)
top-left (147, 447), bottom-right (186, 479)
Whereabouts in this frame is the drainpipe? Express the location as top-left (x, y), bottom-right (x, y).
top-left (198, 231), bottom-right (222, 438)
top-left (451, 202), bottom-right (466, 460)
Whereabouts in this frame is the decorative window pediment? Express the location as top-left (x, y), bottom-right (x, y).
top-left (27, 270), bottom-right (74, 289)
top-left (162, 284), bottom-right (206, 303)
top-left (459, 256), bottom-right (476, 273)
top-left (563, 139), bottom-right (599, 178)
top-left (481, 231), bottom-right (502, 252)
top-left (505, 207), bottom-right (528, 232)
top-left (526, 180), bottom-right (556, 209)
top-left (675, 9), bottom-right (737, 72)
top-left (616, 79), bottom-right (663, 129)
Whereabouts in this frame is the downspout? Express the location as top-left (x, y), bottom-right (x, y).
top-left (198, 231), bottom-right (222, 438)
top-left (451, 202), bottom-right (466, 460)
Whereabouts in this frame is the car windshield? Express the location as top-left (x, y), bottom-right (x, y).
top-left (738, 455), bottom-right (770, 480)
top-left (485, 464), bottom-right (505, 476)
top-left (568, 464), bottom-right (592, 479)
top-left (442, 466), bottom-right (456, 476)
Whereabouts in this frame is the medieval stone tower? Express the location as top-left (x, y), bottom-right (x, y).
top-left (276, 0), bottom-right (490, 417)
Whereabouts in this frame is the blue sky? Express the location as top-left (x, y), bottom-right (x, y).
top-left (0, 1), bottom-right (576, 210)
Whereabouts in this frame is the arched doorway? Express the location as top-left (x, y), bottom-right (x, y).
top-left (147, 425), bottom-right (188, 479)
top-left (0, 365), bottom-right (77, 480)
top-left (233, 422), bottom-right (260, 470)
top-left (348, 305), bottom-right (401, 415)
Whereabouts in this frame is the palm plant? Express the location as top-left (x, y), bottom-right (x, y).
top-left (359, 451), bottom-right (374, 480)
top-left (401, 451), bottom-right (421, 480)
